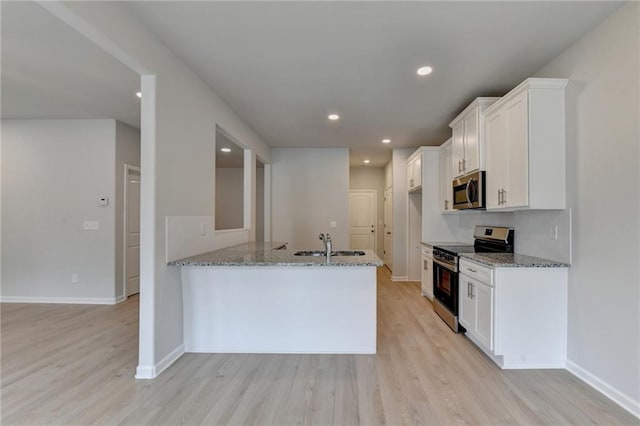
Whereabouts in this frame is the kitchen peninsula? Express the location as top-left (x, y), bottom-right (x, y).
top-left (169, 242), bottom-right (383, 354)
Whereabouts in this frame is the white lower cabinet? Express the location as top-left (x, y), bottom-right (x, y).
top-left (460, 265), bottom-right (494, 352)
top-left (459, 258), bottom-right (568, 369)
top-left (421, 246), bottom-right (433, 300)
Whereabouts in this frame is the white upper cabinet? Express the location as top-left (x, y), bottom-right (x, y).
top-left (439, 138), bottom-right (454, 213)
top-left (449, 98), bottom-right (499, 178)
top-left (484, 78), bottom-right (568, 211)
top-left (407, 151), bottom-right (422, 192)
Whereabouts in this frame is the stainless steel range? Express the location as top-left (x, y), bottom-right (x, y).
top-left (432, 226), bottom-right (514, 332)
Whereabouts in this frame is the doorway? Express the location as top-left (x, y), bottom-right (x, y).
top-left (256, 159), bottom-right (265, 242)
top-left (349, 190), bottom-right (377, 251)
top-left (384, 187), bottom-right (393, 270)
top-left (124, 164), bottom-right (141, 297)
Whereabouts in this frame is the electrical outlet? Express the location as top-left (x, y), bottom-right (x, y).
top-left (71, 273), bottom-right (79, 283)
top-left (200, 223), bottom-right (207, 236)
top-left (548, 225), bottom-right (558, 240)
top-left (83, 220), bottom-right (99, 230)
top-left (329, 221), bottom-right (337, 228)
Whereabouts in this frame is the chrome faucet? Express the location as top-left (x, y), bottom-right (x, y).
top-left (319, 233), bottom-right (332, 262)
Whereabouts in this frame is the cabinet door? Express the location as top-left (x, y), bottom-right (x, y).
top-left (463, 109), bottom-right (479, 174)
top-left (421, 256), bottom-right (433, 300)
top-left (413, 155), bottom-right (422, 189)
top-left (451, 121), bottom-right (465, 178)
top-left (485, 110), bottom-right (507, 209)
top-left (440, 143), bottom-right (453, 212)
top-left (407, 159), bottom-right (414, 190)
top-left (504, 91), bottom-right (529, 209)
top-left (459, 275), bottom-right (475, 331)
top-left (474, 280), bottom-right (494, 351)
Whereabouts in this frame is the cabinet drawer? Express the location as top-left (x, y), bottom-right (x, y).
top-left (422, 245), bottom-right (433, 257)
top-left (460, 259), bottom-right (492, 284)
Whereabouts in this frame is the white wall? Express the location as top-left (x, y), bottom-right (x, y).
top-left (349, 167), bottom-right (385, 258)
top-left (272, 148), bottom-right (349, 250)
top-left (1, 119), bottom-right (118, 302)
top-left (115, 121), bottom-right (141, 299)
top-left (255, 166), bottom-right (265, 242)
top-left (391, 148), bottom-right (414, 279)
top-left (41, 1), bottom-right (272, 377)
top-left (533, 2), bottom-right (639, 414)
top-left (215, 168), bottom-right (244, 230)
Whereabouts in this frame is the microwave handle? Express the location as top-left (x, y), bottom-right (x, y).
top-left (465, 178), bottom-right (473, 207)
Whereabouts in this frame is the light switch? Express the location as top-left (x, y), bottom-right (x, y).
top-left (84, 220), bottom-right (99, 230)
top-left (329, 221), bottom-right (337, 228)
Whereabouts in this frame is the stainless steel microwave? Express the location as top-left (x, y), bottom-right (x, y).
top-left (452, 171), bottom-right (486, 210)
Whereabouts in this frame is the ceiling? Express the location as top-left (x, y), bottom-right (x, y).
top-left (1, 2), bottom-right (622, 167)
top-left (127, 1), bottom-right (622, 166)
top-left (1, 1), bottom-right (140, 128)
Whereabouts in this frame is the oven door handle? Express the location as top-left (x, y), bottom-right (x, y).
top-left (433, 257), bottom-right (456, 271)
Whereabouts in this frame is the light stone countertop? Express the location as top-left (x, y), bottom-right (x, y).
top-left (421, 241), bottom-right (471, 247)
top-left (168, 242), bottom-right (384, 267)
top-left (459, 252), bottom-right (570, 268)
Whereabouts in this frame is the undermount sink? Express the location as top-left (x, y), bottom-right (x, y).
top-left (294, 250), bottom-right (326, 257)
top-left (332, 250), bottom-right (365, 256)
top-left (294, 250), bottom-right (365, 257)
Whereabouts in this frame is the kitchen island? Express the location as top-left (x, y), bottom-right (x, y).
top-left (169, 242), bottom-right (383, 354)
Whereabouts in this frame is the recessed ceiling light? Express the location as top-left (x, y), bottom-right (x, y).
top-left (363, 159), bottom-right (371, 164)
top-left (382, 138), bottom-right (391, 144)
top-left (328, 114), bottom-right (340, 120)
top-left (136, 91), bottom-right (142, 98)
top-left (417, 66), bottom-right (433, 76)
top-left (221, 148), bottom-right (231, 153)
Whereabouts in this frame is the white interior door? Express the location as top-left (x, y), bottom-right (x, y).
top-left (349, 190), bottom-right (376, 251)
top-left (125, 166), bottom-right (141, 297)
top-left (383, 188), bottom-right (393, 269)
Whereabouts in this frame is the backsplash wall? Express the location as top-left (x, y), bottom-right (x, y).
top-left (449, 209), bottom-right (572, 264)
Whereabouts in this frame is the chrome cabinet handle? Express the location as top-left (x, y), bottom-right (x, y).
top-left (469, 282), bottom-right (474, 299)
top-left (462, 158), bottom-right (466, 172)
top-left (466, 267), bottom-right (477, 273)
top-left (503, 189), bottom-right (506, 205)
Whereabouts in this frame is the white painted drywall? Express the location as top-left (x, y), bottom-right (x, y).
top-left (271, 148), bottom-right (349, 250)
top-left (1, 119), bottom-right (117, 301)
top-left (349, 167), bottom-right (385, 258)
top-left (40, 1), bottom-right (272, 377)
top-left (255, 166), bottom-right (265, 242)
top-left (533, 2), bottom-right (639, 412)
top-left (115, 121), bottom-right (141, 299)
top-left (391, 148), bottom-right (413, 279)
top-left (384, 160), bottom-right (392, 190)
top-left (215, 168), bottom-right (244, 230)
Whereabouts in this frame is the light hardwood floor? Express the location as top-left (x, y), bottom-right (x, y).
top-left (1, 267), bottom-right (636, 425)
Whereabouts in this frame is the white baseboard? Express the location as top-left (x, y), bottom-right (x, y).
top-left (566, 358), bottom-right (640, 419)
top-left (0, 296), bottom-right (121, 305)
top-left (115, 294), bottom-right (126, 304)
top-left (135, 344), bottom-right (185, 380)
top-left (391, 275), bottom-right (408, 281)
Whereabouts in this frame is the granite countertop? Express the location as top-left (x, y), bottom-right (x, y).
top-left (421, 241), bottom-right (471, 247)
top-left (459, 252), bottom-right (570, 268)
top-left (168, 242), bottom-right (384, 267)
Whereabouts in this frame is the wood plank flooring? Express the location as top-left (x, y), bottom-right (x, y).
top-left (2, 267), bottom-right (636, 425)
